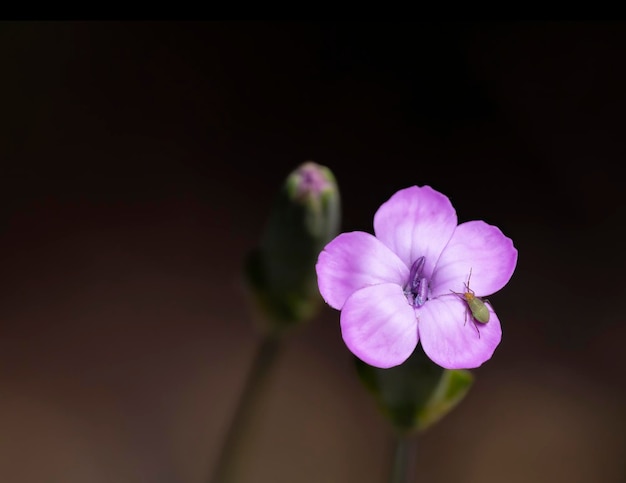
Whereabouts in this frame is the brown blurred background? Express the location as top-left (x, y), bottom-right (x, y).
top-left (0, 22), bottom-right (625, 483)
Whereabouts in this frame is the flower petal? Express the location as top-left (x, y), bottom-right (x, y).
top-left (418, 296), bottom-right (502, 369)
top-left (431, 220), bottom-right (518, 298)
top-left (316, 231), bottom-right (409, 310)
top-left (373, 186), bottom-right (457, 279)
top-left (341, 283), bottom-right (418, 369)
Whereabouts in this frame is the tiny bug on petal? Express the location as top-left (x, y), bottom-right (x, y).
top-left (450, 268), bottom-right (492, 335)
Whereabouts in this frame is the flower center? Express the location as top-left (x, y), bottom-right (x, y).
top-left (404, 256), bottom-right (430, 307)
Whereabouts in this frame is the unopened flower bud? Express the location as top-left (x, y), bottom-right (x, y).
top-left (244, 161), bottom-right (341, 333)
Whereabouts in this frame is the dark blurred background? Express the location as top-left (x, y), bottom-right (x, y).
top-left (0, 21), bottom-right (624, 483)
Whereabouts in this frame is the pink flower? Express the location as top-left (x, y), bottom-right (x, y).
top-left (316, 186), bottom-right (518, 369)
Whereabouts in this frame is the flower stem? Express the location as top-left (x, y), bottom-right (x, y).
top-left (390, 433), bottom-right (417, 483)
top-left (209, 334), bottom-right (282, 483)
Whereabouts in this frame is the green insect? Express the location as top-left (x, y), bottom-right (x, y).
top-left (450, 268), bottom-right (491, 334)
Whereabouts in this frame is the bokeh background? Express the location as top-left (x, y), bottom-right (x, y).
top-left (1, 21), bottom-right (625, 483)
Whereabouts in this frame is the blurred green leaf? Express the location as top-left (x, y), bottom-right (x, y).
top-left (417, 367), bottom-right (473, 431)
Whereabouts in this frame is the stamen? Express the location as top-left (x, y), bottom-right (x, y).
top-left (414, 277), bottom-right (428, 307)
top-left (405, 256), bottom-right (429, 307)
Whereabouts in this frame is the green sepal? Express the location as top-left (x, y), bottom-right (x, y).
top-left (355, 348), bottom-right (474, 434)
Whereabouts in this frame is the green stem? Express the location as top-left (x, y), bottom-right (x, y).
top-left (209, 334), bottom-right (282, 483)
top-left (390, 433), bottom-right (417, 483)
